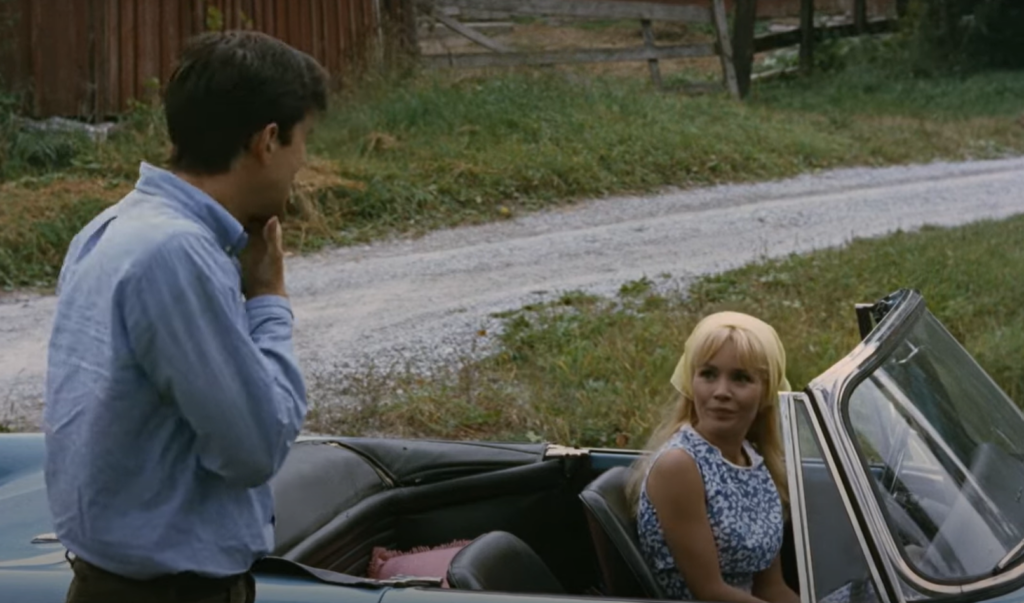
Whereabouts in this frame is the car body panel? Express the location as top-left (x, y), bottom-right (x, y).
top-left (0, 433), bottom-right (53, 566)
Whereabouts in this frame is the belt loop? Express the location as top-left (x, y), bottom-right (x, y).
top-left (64, 549), bottom-right (76, 566)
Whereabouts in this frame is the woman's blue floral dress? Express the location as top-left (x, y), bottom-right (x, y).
top-left (636, 424), bottom-right (784, 600)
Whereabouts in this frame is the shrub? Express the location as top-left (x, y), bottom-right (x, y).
top-left (904, 0), bottom-right (1024, 73)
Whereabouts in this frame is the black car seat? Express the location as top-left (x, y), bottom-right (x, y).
top-left (446, 531), bottom-right (565, 594)
top-left (579, 466), bottom-right (666, 599)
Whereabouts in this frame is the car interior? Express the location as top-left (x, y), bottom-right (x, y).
top-left (267, 436), bottom-right (826, 600)
top-left (270, 437), bottom-right (600, 594)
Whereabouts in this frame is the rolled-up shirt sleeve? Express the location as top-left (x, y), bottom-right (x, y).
top-left (122, 233), bottom-right (307, 488)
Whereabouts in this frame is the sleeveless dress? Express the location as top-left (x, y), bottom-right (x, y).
top-left (637, 424), bottom-right (784, 600)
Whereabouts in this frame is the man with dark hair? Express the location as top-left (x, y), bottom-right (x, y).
top-left (43, 30), bottom-right (329, 603)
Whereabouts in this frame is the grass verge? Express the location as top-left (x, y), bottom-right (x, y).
top-left (3, 62), bottom-right (1024, 289)
top-left (307, 214), bottom-right (1024, 448)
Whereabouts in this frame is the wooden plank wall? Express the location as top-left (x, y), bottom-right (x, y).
top-left (0, 0), bottom-right (388, 119)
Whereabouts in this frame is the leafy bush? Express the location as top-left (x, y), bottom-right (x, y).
top-left (963, 0), bottom-right (1024, 69)
top-left (904, 0), bottom-right (1024, 73)
top-left (0, 85), bottom-right (92, 180)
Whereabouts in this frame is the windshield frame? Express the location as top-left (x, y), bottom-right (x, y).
top-left (806, 289), bottom-right (1024, 599)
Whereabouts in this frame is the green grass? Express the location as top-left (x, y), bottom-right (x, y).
top-left (3, 64), bottom-right (1024, 289)
top-left (755, 63), bottom-right (1024, 119)
top-left (304, 66), bottom-right (1024, 240)
top-left (0, 193), bottom-right (115, 289)
top-left (0, 99), bottom-right (168, 288)
top-left (307, 215), bottom-right (1024, 449)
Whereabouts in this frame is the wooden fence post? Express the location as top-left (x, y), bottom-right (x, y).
top-left (711, 0), bottom-right (741, 99)
top-left (732, 0), bottom-right (757, 99)
top-left (800, 0), bottom-right (814, 73)
top-left (640, 19), bottom-right (663, 90)
top-left (853, 0), bottom-right (867, 33)
top-left (381, 0), bottom-right (420, 62)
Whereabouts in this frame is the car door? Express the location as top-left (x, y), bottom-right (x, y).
top-left (793, 288), bottom-right (1024, 603)
top-left (779, 391), bottom-right (889, 603)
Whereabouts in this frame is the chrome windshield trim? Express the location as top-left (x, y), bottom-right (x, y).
top-left (997, 540), bottom-right (1024, 573)
top-left (813, 290), bottom-right (1024, 596)
top-left (780, 393), bottom-right (815, 603)
top-left (811, 291), bottom-right (925, 399)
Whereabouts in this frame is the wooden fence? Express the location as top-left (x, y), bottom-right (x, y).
top-left (416, 0), bottom-right (744, 97)
top-left (585, 0), bottom-right (899, 18)
top-left (426, 0), bottom-right (899, 20)
top-left (0, 0), bottom-right (409, 119)
top-left (413, 0), bottom-right (904, 99)
top-left (754, 0), bottom-right (905, 73)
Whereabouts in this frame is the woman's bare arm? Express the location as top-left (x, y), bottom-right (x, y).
top-left (753, 553), bottom-right (800, 603)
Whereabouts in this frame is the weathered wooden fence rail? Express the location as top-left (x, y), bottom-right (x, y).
top-left (756, 0), bottom-right (903, 72)
top-left (439, 0), bottom-right (712, 22)
top-left (416, 0), bottom-right (746, 98)
top-left (417, 0), bottom-right (904, 99)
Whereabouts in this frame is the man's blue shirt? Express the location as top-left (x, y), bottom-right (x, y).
top-left (43, 162), bottom-right (307, 579)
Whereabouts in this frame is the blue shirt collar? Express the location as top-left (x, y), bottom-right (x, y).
top-left (134, 162), bottom-right (248, 256)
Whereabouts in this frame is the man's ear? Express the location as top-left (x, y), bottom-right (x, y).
top-left (249, 123), bottom-right (280, 165)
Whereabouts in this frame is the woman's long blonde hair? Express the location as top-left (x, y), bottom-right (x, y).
top-left (626, 312), bottom-right (791, 515)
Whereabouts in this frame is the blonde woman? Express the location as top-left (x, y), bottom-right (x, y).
top-left (628, 312), bottom-right (799, 603)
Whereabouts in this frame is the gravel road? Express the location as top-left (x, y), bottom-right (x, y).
top-left (4, 157), bottom-right (1024, 429)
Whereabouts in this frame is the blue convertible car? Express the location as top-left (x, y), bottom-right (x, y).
top-left (5, 288), bottom-right (1024, 603)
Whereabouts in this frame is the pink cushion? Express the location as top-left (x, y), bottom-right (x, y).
top-left (367, 540), bottom-right (472, 587)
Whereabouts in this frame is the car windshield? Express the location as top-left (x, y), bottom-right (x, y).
top-left (844, 310), bottom-right (1024, 583)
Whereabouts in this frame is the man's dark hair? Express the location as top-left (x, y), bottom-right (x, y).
top-left (164, 30), bottom-right (329, 175)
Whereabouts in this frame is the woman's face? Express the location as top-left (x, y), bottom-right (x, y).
top-left (692, 338), bottom-right (765, 441)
